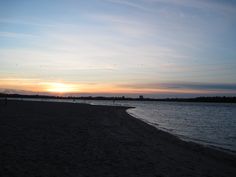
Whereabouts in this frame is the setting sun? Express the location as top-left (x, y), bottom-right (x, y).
top-left (45, 83), bottom-right (76, 93)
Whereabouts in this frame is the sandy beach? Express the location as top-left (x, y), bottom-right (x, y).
top-left (0, 100), bottom-right (235, 177)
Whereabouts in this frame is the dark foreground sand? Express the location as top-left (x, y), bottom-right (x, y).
top-left (0, 100), bottom-right (235, 177)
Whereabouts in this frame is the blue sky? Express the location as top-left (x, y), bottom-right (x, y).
top-left (0, 0), bottom-right (236, 97)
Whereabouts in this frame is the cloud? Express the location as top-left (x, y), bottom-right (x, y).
top-left (0, 32), bottom-right (37, 38)
top-left (149, 0), bottom-right (236, 13)
top-left (0, 17), bottom-right (55, 28)
top-left (119, 82), bottom-right (236, 91)
top-left (104, 0), bottom-right (236, 14)
top-left (104, 0), bottom-right (149, 11)
top-left (89, 13), bottom-right (156, 37)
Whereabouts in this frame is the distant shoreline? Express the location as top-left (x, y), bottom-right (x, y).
top-left (1, 93), bottom-right (236, 103)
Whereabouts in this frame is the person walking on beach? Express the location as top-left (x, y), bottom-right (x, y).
top-left (4, 97), bottom-right (7, 106)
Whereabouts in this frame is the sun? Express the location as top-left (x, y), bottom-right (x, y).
top-left (46, 83), bottom-right (75, 93)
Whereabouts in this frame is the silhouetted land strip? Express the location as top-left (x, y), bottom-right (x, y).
top-left (0, 100), bottom-right (235, 177)
top-left (1, 93), bottom-right (236, 103)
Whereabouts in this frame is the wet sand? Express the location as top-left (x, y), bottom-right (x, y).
top-left (0, 100), bottom-right (235, 177)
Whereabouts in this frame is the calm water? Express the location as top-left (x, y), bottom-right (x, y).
top-left (8, 98), bottom-right (236, 152)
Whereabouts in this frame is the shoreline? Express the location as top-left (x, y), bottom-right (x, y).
top-left (0, 100), bottom-right (236, 176)
top-left (127, 108), bottom-right (236, 155)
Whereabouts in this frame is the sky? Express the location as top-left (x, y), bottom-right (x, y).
top-left (0, 0), bottom-right (236, 97)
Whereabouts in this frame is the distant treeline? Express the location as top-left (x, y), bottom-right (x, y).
top-left (1, 93), bottom-right (236, 103)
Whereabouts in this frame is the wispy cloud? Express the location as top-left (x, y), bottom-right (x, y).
top-left (149, 0), bottom-right (236, 13)
top-left (89, 13), bottom-right (155, 37)
top-left (0, 78), bottom-right (40, 82)
top-left (0, 17), bottom-right (55, 27)
top-left (105, 0), bottom-right (236, 14)
top-left (104, 0), bottom-right (149, 11)
top-left (0, 32), bottom-right (37, 38)
top-left (119, 82), bottom-right (236, 91)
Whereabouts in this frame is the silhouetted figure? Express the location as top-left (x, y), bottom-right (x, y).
top-left (4, 97), bottom-right (7, 106)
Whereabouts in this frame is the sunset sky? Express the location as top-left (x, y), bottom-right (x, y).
top-left (1, 0), bottom-right (236, 97)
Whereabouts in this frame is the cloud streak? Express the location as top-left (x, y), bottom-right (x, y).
top-left (119, 82), bottom-right (236, 91)
top-left (0, 32), bottom-right (37, 38)
top-left (105, 0), bottom-right (236, 14)
top-left (105, 0), bottom-right (149, 11)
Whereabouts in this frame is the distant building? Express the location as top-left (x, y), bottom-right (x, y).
top-left (139, 95), bottom-right (144, 100)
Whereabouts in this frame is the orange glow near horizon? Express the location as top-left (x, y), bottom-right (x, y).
top-left (43, 82), bottom-right (78, 93)
top-left (1, 78), bottom-right (236, 96)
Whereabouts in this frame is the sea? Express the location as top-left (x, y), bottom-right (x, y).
top-left (8, 98), bottom-right (236, 152)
